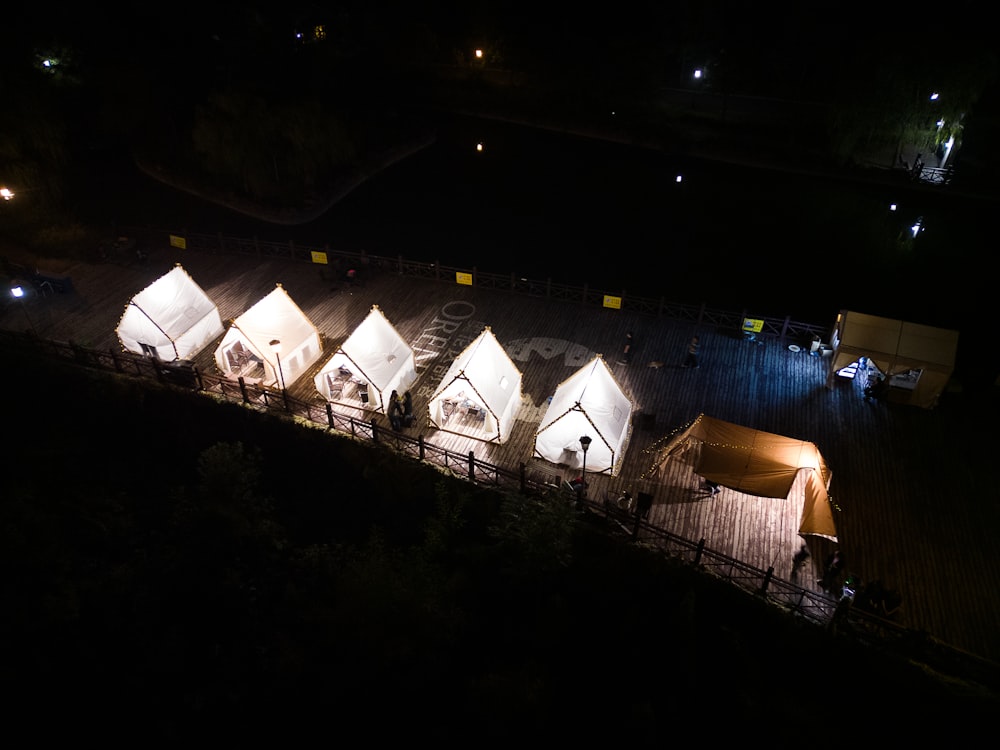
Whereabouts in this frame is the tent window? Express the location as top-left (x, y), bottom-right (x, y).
top-left (613, 405), bottom-right (623, 422)
top-left (499, 376), bottom-right (509, 390)
top-left (139, 342), bottom-right (158, 358)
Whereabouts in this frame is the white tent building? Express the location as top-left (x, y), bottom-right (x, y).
top-left (533, 355), bottom-right (634, 476)
top-left (427, 327), bottom-right (523, 443)
top-left (313, 305), bottom-right (417, 413)
top-left (214, 284), bottom-right (322, 388)
top-left (116, 264), bottom-right (224, 361)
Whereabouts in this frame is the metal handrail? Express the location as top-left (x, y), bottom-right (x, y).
top-left (7, 329), bottom-right (999, 691)
top-left (120, 226), bottom-right (831, 342)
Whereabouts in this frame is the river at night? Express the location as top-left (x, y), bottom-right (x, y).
top-left (73, 113), bottom-right (992, 344)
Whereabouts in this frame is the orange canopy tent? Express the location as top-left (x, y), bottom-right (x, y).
top-left (646, 414), bottom-right (837, 541)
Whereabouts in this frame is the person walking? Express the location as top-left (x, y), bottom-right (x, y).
top-left (682, 336), bottom-right (700, 368)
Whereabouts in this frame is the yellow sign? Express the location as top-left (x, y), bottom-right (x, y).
top-left (742, 318), bottom-right (764, 333)
top-left (311, 250), bottom-right (328, 265)
top-left (169, 235), bottom-right (186, 249)
top-left (456, 271), bottom-right (473, 286)
top-left (603, 295), bottom-right (622, 310)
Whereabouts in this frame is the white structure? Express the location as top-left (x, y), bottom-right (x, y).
top-left (313, 305), bottom-right (417, 413)
top-left (214, 284), bottom-right (322, 388)
top-left (427, 327), bottom-right (523, 443)
top-left (533, 355), bottom-right (634, 476)
top-left (116, 264), bottom-right (223, 360)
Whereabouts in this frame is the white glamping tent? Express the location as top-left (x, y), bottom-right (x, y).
top-left (214, 284), bottom-right (322, 388)
top-left (427, 327), bottom-right (523, 443)
top-left (116, 264), bottom-right (224, 360)
top-left (313, 305), bottom-right (417, 413)
top-left (533, 355), bottom-right (634, 476)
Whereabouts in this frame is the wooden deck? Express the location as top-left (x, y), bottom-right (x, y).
top-left (4, 243), bottom-right (999, 667)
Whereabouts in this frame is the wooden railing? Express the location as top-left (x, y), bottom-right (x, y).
top-left (120, 226), bottom-right (831, 344)
top-left (7, 327), bottom-right (999, 689)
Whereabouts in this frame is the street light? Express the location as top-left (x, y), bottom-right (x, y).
top-left (269, 339), bottom-right (286, 391)
top-left (270, 338), bottom-right (289, 411)
top-left (10, 284), bottom-right (37, 334)
top-left (578, 435), bottom-right (592, 500)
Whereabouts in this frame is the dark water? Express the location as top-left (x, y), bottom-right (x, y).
top-left (75, 114), bottom-right (991, 334)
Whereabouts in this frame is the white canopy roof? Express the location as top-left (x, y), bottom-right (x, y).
top-left (533, 355), bottom-right (633, 475)
top-left (214, 284), bottom-right (322, 388)
top-left (427, 327), bottom-right (523, 443)
top-left (313, 305), bottom-right (417, 413)
top-left (116, 264), bottom-right (223, 360)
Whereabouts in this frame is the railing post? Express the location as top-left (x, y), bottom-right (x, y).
top-left (371, 418), bottom-right (379, 444)
top-left (694, 538), bottom-right (705, 565)
top-left (418, 435), bottom-right (425, 461)
top-left (238, 376), bottom-right (251, 403)
top-left (467, 451), bottom-right (475, 481)
top-left (110, 348), bottom-right (124, 373)
top-left (519, 462), bottom-right (527, 493)
top-left (326, 402), bottom-right (335, 428)
top-left (760, 566), bottom-right (774, 595)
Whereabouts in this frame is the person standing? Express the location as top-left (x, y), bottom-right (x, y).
top-left (682, 336), bottom-right (700, 368)
top-left (402, 391), bottom-right (414, 427)
top-left (388, 389), bottom-right (404, 430)
top-left (618, 332), bottom-right (634, 365)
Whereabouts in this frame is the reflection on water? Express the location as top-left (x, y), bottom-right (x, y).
top-left (76, 113), bottom-right (983, 328)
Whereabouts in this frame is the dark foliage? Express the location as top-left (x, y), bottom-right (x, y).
top-left (3, 347), bottom-right (998, 741)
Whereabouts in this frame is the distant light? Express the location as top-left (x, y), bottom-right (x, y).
top-left (693, 69), bottom-right (703, 79)
top-left (889, 203), bottom-right (897, 211)
top-left (476, 142), bottom-right (483, 152)
top-left (675, 174), bottom-right (683, 183)
top-left (930, 92), bottom-right (939, 101)
top-left (475, 49), bottom-right (483, 59)
top-left (1, 187), bottom-right (13, 200)
top-left (42, 59), bottom-right (52, 68)
top-left (611, 110), bottom-right (615, 116)
top-left (911, 217), bottom-right (923, 238)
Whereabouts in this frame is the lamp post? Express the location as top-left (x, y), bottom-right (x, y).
top-left (10, 284), bottom-right (36, 334)
top-left (578, 435), bottom-right (592, 501)
top-left (269, 339), bottom-right (287, 409)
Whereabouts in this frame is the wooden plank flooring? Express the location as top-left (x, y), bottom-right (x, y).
top-left (4, 244), bottom-right (999, 668)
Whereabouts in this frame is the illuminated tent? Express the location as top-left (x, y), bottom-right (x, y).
top-left (646, 414), bottom-right (837, 541)
top-left (427, 327), bottom-right (523, 443)
top-left (214, 284), bottom-right (322, 388)
top-left (116, 264), bottom-right (223, 360)
top-left (827, 310), bottom-right (959, 409)
top-left (313, 305), bottom-right (417, 414)
top-left (532, 355), bottom-right (634, 476)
